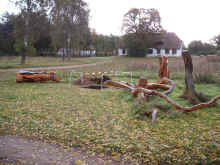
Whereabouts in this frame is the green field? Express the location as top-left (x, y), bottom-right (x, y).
top-left (0, 56), bottom-right (220, 164)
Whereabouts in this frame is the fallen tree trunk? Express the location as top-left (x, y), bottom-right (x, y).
top-left (144, 83), bottom-right (170, 90)
top-left (16, 71), bottom-right (61, 83)
top-left (135, 77), bottom-right (171, 90)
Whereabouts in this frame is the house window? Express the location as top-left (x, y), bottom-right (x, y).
top-left (172, 49), bottom-right (177, 54)
top-left (122, 49), bottom-right (126, 54)
top-left (156, 48), bottom-right (160, 54)
top-left (148, 49), bottom-right (153, 54)
top-left (165, 49), bottom-right (169, 54)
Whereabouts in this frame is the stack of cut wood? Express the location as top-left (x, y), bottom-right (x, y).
top-left (16, 71), bottom-right (61, 83)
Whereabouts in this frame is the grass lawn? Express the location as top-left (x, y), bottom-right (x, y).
top-left (0, 56), bottom-right (220, 164)
top-left (0, 56), bottom-right (112, 69)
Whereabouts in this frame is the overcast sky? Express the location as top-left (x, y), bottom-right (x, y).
top-left (1, 0), bottom-right (220, 45)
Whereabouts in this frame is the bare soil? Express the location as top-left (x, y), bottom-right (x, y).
top-left (0, 135), bottom-right (121, 165)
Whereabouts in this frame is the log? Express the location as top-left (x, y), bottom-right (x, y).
top-left (135, 77), bottom-right (171, 90)
top-left (146, 83), bottom-right (170, 90)
top-left (16, 71), bottom-right (61, 83)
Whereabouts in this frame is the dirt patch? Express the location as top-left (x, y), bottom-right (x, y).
top-left (0, 136), bottom-right (122, 165)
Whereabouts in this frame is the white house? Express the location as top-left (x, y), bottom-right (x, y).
top-left (57, 48), bottom-right (73, 56)
top-left (57, 47), bottom-right (96, 57)
top-left (146, 32), bottom-right (183, 57)
top-left (118, 48), bottom-right (128, 56)
top-left (118, 32), bottom-right (182, 57)
top-left (79, 50), bottom-right (96, 56)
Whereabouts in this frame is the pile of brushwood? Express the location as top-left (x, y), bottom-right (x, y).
top-left (74, 75), bottom-right (111, 89)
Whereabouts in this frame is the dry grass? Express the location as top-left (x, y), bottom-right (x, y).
top-left (0, 56), bottom-right (220, 164)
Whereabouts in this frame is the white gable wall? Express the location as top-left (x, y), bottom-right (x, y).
top-left (80, 50), bottom-right (96, 56)
top-left (118, 48), bottom-right (128, 56)
top-left (146, 48), bottom-right (182, 57)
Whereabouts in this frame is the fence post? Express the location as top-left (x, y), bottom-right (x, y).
top-left (80, 73), bottom-right (84, 84)
top-left (69, 71), bottom-right (72, 88)
top-left (101, 74), bottom-right (104, 90)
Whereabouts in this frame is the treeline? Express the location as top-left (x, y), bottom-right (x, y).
top-left (0, 0), bottom-right (121, 64)
top-left (188, 38), bottom-right (220, 56)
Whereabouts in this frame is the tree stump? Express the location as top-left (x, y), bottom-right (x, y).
top-left (158, 56), bottom-right (169, 84)
top-left (137, 77), bottom-right (148, 88)
top-left (181, 51), bottom-right (207, 104)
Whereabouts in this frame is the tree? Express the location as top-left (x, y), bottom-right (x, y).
top-left (32, 12), bottom-right (52, 54)
top-left (188, 40), bottom-right (216, 55)
top-left (13, 10), bottom-right (53, 57)
top-left (122, 8), bottom-right (163, 57)
top-left (188, 40), bottom-right (204, 55)
top-left (91, 32), bottom-right (120, 56)
top-left (212, 34), bottom-right (220, 50)
top-left (50, 0), bottom-right (89, 61)
top-left (181, 51), bottom-right (208, 104)
top-left (12, 0), bottom-right (50, 64)
top-left (0, 13), bottom-right (16, 55)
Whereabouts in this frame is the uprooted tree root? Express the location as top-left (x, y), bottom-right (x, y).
top-left (104, 78), bottom-right (220, 112)
top-left (133, 88), bottom-right (220, 112)
top-left (180, 91), bottom-right (209, 105)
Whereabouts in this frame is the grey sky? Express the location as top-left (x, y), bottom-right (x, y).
top-left (1, 0), bottom-right (220, 45)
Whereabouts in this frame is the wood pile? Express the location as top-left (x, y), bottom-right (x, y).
top-left (16, 71), bottom-right (61, 83)
top-left (73, 75), bottom-right (111, 89)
